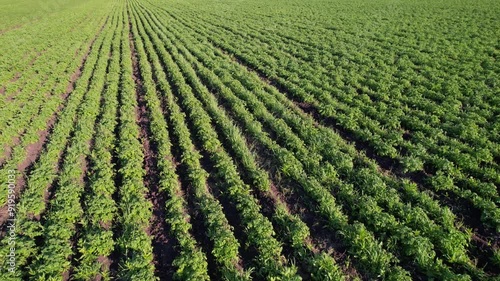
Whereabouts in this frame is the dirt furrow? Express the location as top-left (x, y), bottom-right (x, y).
top-left (128, 17), bottom-right (176, 280)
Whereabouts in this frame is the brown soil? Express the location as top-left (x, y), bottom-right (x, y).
top-left (66, 69), bottom-right (82, 94)
top-left (138, 97), bottom-right (176, 280)
top-left (0, 136), bottom-right (20, 165)
top-left (9, 72), bottom-right (22, 83)
top-left (18, 120), bottom-right (53, 172)
top-left (95, 255), bottom-right (112, 280)
top-left (129, 16), bottom-right (176, 280)
top-left (61, 270), bottom-right (70, 281)
top-left (0, 117), bottom-right (54, 225)
top-left (469, 232), bottom-right (500, 276)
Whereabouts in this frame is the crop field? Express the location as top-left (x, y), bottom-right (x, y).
top-left (0, 0), bottom-right (499, 280)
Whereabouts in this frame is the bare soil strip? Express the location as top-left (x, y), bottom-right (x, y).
top-left (128, 18), bottom-right (176, 280)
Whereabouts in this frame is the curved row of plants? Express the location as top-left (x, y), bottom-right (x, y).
top-left (149, 2), bottom-right (500, 235)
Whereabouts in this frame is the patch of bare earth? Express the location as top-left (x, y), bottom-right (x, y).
top-left (0, 111), bottom-right (57, 227)
top-left (0, 136), bottom-right (20, 165)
